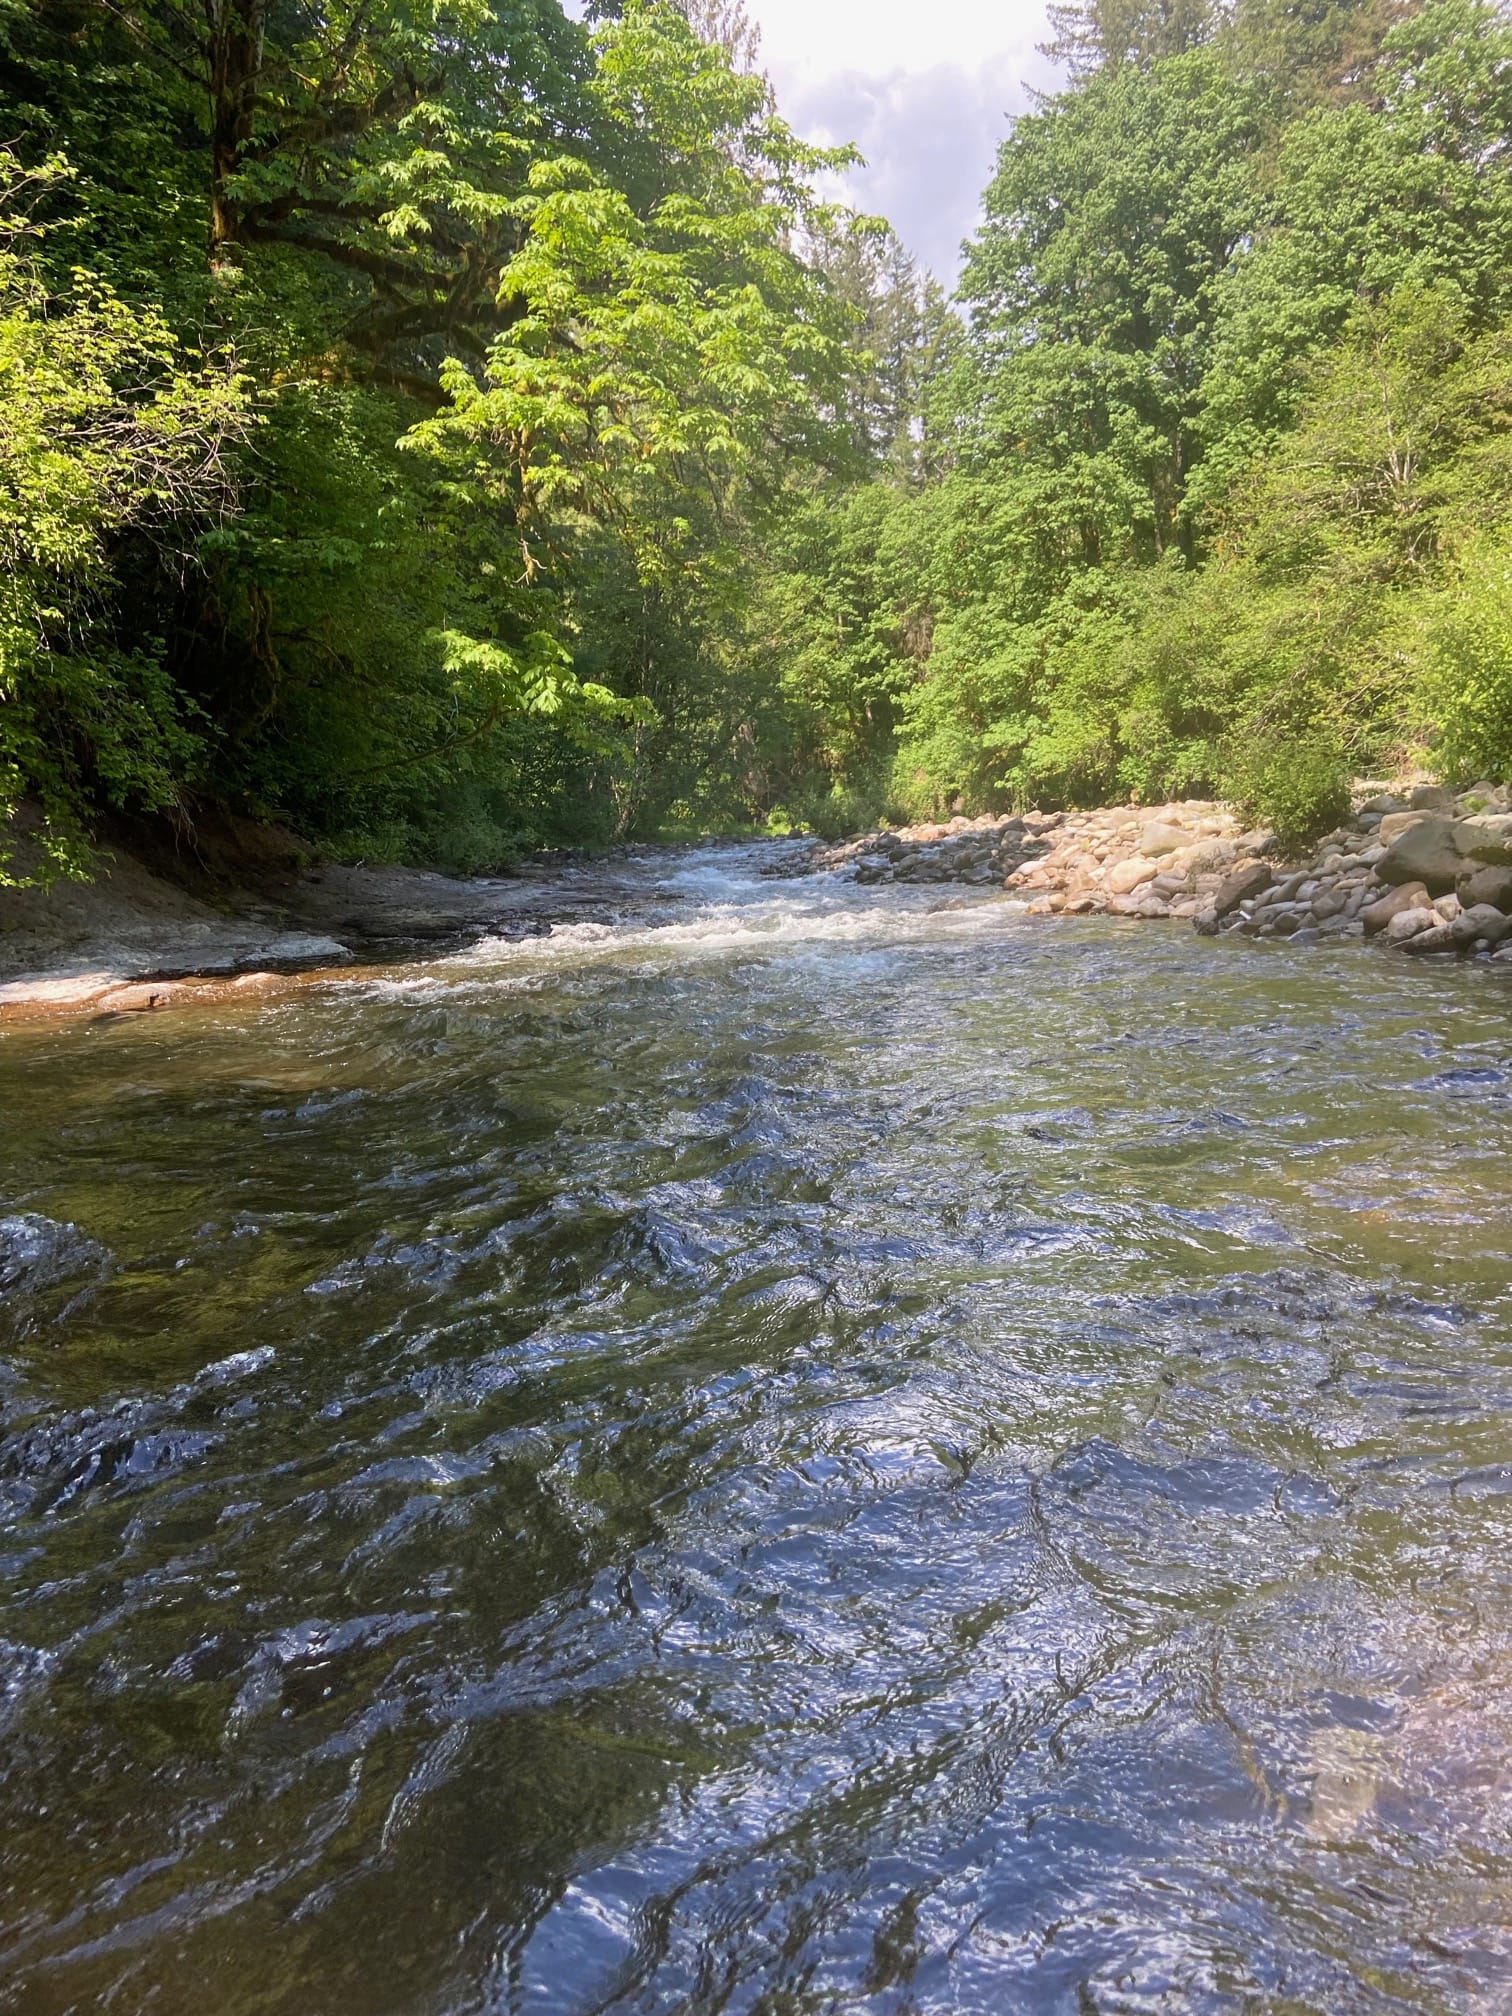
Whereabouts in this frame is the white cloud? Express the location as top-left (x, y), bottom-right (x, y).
top-left (565, 0), bottom-right (1056, 281)
top-left (749, 0), bottom-right (1043, 79)
top-left (775, 54), bottom-right (1049, 281)
top-left (753, 2), bottom-right (1055, 280)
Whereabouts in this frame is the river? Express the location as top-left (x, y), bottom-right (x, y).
top-left (1, 844), bottom-right (1510, 2013)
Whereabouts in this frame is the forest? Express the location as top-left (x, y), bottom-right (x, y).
top-left (2, 0), bottom-right (1511, 881)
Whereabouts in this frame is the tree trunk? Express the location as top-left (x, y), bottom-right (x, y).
top-left (208, 0), bottom-right (268, 251)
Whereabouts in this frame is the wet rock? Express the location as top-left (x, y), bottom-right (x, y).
top-left (1213, 860), bottom-right (1272, 916)
top-left (1383, 906), bottom-right (1441, 944)
top-left (0, 1214), bottom-right (109, 1297)
top-left (1194, 907), bottom-right (1220, 936)
top-left (95, 983), bottom-right (178, 1013)
top-left (1398, 921), bottom-right (1459, 955)
top-left (1452, 904), bottom-right (1512, 950)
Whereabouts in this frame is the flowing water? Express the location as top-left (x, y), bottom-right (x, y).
top-left (2, 844), bottom-right (1512, 2015)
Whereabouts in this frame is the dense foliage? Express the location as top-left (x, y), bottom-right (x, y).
top-left (1, 0), bottom-right (1510, 879)
top-left (877, 0), bottom-right (1512, 838)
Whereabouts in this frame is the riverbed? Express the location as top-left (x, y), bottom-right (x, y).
top-left (2, 844), bottom-right (1511, 2012)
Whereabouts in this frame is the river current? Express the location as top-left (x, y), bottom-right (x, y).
top-left (2, 844), bottom-right (1511, 2013)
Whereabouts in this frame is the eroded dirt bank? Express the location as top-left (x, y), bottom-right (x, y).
top-left (0, 817), bottom-right (685, 1016)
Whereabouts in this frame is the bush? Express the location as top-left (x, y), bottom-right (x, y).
top-left (1226, 733), bottom-right (1354, 849)
top-left (1429, 540), bottom-right (1512, 785)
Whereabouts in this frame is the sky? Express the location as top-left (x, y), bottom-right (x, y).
top-left (748, 0), bottom-right (1058, 281)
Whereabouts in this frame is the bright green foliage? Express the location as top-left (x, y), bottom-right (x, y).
top-left (0, 0), bottom-right (874, 872)
top-left (3, 0), bottom-right (1511, 878)
top-left (412, 6), bottom-right (855, 581)
top-left (888, 0), bottom-right (1512, 841)
top-left (0, 157), bottom-right (244, 878)
top-left (1430, 540), bottom-right (1512, 781)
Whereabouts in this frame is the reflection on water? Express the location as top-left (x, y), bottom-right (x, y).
top-left (2, 844), bottom-right (1512, 2013)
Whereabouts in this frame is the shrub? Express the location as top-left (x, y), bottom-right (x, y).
top-left (1226, 733), bottom-right (1354, 848)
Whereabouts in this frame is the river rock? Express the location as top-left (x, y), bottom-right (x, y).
top-left (1451, 904), bottom-right (1512, 949)
top-left (1457, 864), bottom-right (1512, 913)
top-left (1383, 906), bottom-right (1440, 944)
top-left (96, 983), bottom-right (178, 1013)
top-left (1106, 856), bottom-right (1158, 895)
top-left (1398, 920), bottom-right (1459, 955)
top-left (1213, 860), bottom-right (1272, 916)
top-left (1361, 882), bottom-right (1432, 934)
top-left (1377, 811), bottom-right (1431, 847)
top-left (1409, 784), bottom-right (1457, 811)
top-left (1376, 818), bottom-right (1470, 894)
top-left (1193, 907), bottom-right (1220, 936)
top-left (1460, 814), bottom-right (1512, 864)
top-left (1138, 821), bottom-right (1190, 857)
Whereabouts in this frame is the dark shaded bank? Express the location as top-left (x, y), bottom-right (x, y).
top-left (0, 807), bottom-right (698, 1014)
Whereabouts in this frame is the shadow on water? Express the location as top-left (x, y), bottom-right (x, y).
top-left (1, 844), bottom-right (1512, 2012)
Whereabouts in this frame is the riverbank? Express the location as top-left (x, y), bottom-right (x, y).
top-left (789, 784), bottom-right (1512, 961)
top-left (8, 783), bottom-right (1512, 1017)
top-left (0, 813), bottom-right (679, 1016)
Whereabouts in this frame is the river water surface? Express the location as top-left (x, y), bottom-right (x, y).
top-left (2, 845), bottom-right (1512, 2014)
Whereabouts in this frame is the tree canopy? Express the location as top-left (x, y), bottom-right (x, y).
top-left (2, 0), bottom-right (1510, 878)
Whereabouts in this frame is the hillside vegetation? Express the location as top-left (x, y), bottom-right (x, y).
top-left (2, 0), bottom-right (1510, 880)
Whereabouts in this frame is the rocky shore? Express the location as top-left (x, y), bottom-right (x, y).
top-left (786, 783), bottom-right (1512, 960)
top-left (0, 818), bottom-right (661, 1015)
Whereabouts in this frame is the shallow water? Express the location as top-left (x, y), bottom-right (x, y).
top-left (2, 844), bottom-right (1512, 2014)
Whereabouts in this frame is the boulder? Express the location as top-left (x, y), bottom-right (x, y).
top-left (1383, 906), bottom-right (1440, 944)
top-left (1377, 810), bottom-right (1431, 847)
top-left (1457, 864), bottom-right (1512, 913)
top-left (1409, 784), bottom-right (1457, 811)
top-left (1193, 907), bottom-right (1221, 936)
top-left (1138, 821), bottom-right (1191, 857)
top-left (1451, 904), bottom-right (1512, 949)
top-left (1460, 815), bottom-right (1512, 865)
top-left (1106, 856), bottom-right (1158, 895)
top-left (1211, 860), bottom-right (1272, 917)
top-left (1361, 882), bottom-right (1431, 935)
top-left (1398, 921), bottom-right (1459, 955)
top-left (1376, 818), bottom-right (1470, 894)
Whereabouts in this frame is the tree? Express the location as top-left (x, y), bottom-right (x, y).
top-left (0, 155), bottom-right (245, 876)
top-left (1042, 0), bottom-right (1219, 77)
